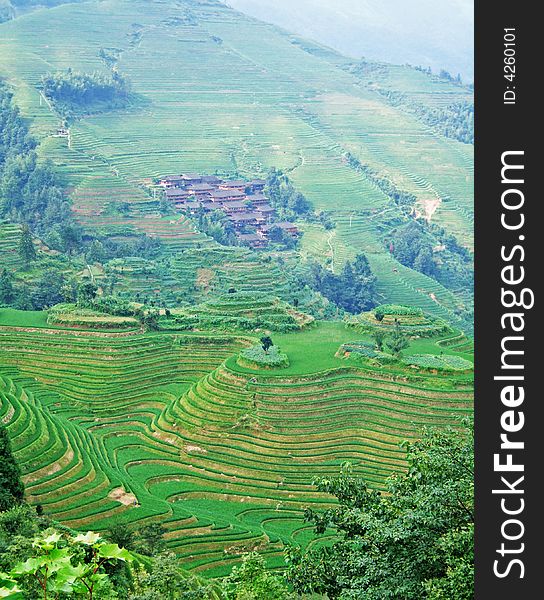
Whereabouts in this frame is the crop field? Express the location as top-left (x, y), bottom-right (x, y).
top-left (0, 319), bottom-right (472, 576)
top-left (0, 0), bottom-right (473, 319)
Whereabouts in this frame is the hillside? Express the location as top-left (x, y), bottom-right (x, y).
top-left (0, 0), bottom-right (474, 580)
top-left (0, 0), bottom-right (473, 329)
top-left (226, 0), bottom-right (474, 81)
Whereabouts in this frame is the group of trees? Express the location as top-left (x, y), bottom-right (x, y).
top-left (1, 85), bottom-right (75, 240)
top-left (265, 168), bottom-right (313, 220)
top-left (305, 253), bottom-right (378, 314)
top-left (286, 421), bottom-right (474, 599)
top-left (41, 69), bottom-right (131, 117)
top-left (388, 220), bottom-right (473, 297)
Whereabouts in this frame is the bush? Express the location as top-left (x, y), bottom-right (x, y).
top-left (403, 354), bottom-right (473, 371)
top-left (238, 345), bottom-right (289, 369)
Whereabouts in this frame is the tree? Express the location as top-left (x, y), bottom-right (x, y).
top-left (31, 270), bottom-right (66, 309)
top-left (372, 330), bottom-right (386, 352)
top-left (223, 552), bottom-right (292, 600)
top-left (18, 225), bottom-right (36, 267)
top-left (286, 421), bottom-right (474, 599)
top-left (260, 336), bottom-right (273, 353)
top-left (0, 425), bottom-right (25, 512)
top-left (0, 269), bottom-right (15, 305)
top-left (385, 320), bottom-right (410, 357)
top-left (135, 524), bottom-right (167, 556)
top-left (77, 281), bottom-right (98, 307)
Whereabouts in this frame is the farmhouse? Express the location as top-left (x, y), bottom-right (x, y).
top-left (218, 180), bottom-right (247, 193)
top-left (246, 193), bottom-right (269, 205)
top-left (261, 222), bottom-right (299, 237)
top-left (159, 175), bottom-right (184, 188)
top-left (238, 233), bottom-right (267, 248)
top-left (247, 178), bottom-right (266, 192)
top-left (165, 188), bottom-right (190, 201)
top-left (187, 183), bottom-right (214, 197)
top-left (181, 173), bottom-right (202, 185)
top-left (210, 189), bottom-right (246, 202)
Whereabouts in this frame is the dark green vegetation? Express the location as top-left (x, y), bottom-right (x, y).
top-left (287, 422), bottom-right (473, 599)
top-left (0, 0), bottom-right (473, 593)
top-left (41, 69), bottom-right (132, 122)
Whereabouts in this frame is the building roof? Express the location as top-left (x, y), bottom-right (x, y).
top-left (220, 180), bottom-right (247, 188)
top-left (221, 201), bottom-right (248, 209)
top-left (181, 173), bottom-right (202, 180)
top-left (201, 175), bottom-right (223, 184)
top-left (160, 175), bottom-right (183, 182)
top-left (238, 233), bottom-right (265, 242)
top-left (229, 213), bottom-right (260, 222)
top-left (246, 193), bottom-right (269, 203)
top-left (248, 178), bottom-right (266, 186)
top-left (262, 221), bottom-right (298, 231)
top-left (255, 204), bottom-right (275, 212)
top-left (211, 190), bottom-right (246, 200)
top-left (187, 183), bottom-right (214, 192)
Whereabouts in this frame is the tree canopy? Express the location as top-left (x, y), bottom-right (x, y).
top-left (286, 421), bottom-right (474, 599)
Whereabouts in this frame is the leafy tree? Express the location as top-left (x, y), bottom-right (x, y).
top-left (135, 524), bottom-right (167, 557)
top-left (1, 530), bottom-right (132, 599)
top-left (107, 524), bottom-right (135, 551)
top-left (260, 336), bottom-right (273, 353)
top-left (223, 552), bottom-right (292, 600)
top-left (18, 225), bottom-right (36, 267)
top-left (286, 421), bottom-right (474, 599)
top-left (0, 425), bottom-right (25, 512)
top-left (371, 330), bottom-right (386, 351)
top-left (77, 281), bottom-right (98, 307)
top-left (385, 320), bottom-right (410, 357)
top-left (0, 269), bottom-right (15, 305)
top-left (31, 269), bottom-right (66, 309)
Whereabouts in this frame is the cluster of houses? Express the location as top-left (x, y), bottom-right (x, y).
top-left (158, 173), bottom-right (299, 248)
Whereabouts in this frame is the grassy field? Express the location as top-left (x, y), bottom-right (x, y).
top-left (0, 316), bottom-right (472, 576)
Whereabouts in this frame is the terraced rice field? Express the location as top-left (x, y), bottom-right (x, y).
top-left (0, 0), bottom-right (473, 320)
top-left (0, 322), bottom-right (472, 576)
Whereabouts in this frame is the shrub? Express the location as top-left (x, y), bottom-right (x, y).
top-left (238, 345), bottom-right (289, 369)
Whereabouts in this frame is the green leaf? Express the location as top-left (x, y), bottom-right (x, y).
top-left (97, 543), bottom-right (133, 561)
top-left (73, 531), bottom-right (101, 546)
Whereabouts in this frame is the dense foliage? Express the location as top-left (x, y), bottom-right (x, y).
top-left (238, 344), bottom-right (289, 368)
top-left (41, 69), bottom-right (131, 119)
top-left (304, 254), bottom-right (378, 314)
top-left (0, 425), bottom-right (24, 512)
top-left (286, 421), bottom-right (474, 599)
top-left (265, 168), bottom-right (313, 220)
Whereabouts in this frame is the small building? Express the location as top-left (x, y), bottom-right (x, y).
top-left (165, 188), bottom-right (190, 202)
top-left (246, 193), bottom-right (269, 205)
top-left (221, 200), bottom-right (248, 214)
top-left (159, 175), bottom-right (184, 188)
top-left (210, 190), bottom-right (246, 202)
top-left (254, 204), bottom-right (275, 222)
top-left (238, 233), bottom-right (267, 248)
top-left (261, 221), bottom-right (299, 237)
top-left (187, 183), bottom-right (214, 198)
top-left (181, 173), bottom-right (203, 186)
top-left (182, 200), bottom-right (203, 214)
top-left (201, 175), bottom-right (224, 185)
top-left (218, 180), bottom-right (247, 193)
top-left (228, 213), bottom-right (260, 229)
top-left (247, 178), bottom-right (266, 192)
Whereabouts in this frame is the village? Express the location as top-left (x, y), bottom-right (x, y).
top-left (158, 172), bottom-right (300, 248)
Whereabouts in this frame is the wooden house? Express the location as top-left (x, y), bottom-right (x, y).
top-left (218, 180), bottom-right (247, 193)
top-left (159, 175), bottom-right (184, 188)
top-left (181, 173), bottom-right (203, 186)
top-left (246, 193), bottom-right (269, 205)
top-left (261, 222), bottom-right (299, 237)
top-left (238, 233), bottom-right (267, 248)
top-left (165, 188), bottom-right (190, 202)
